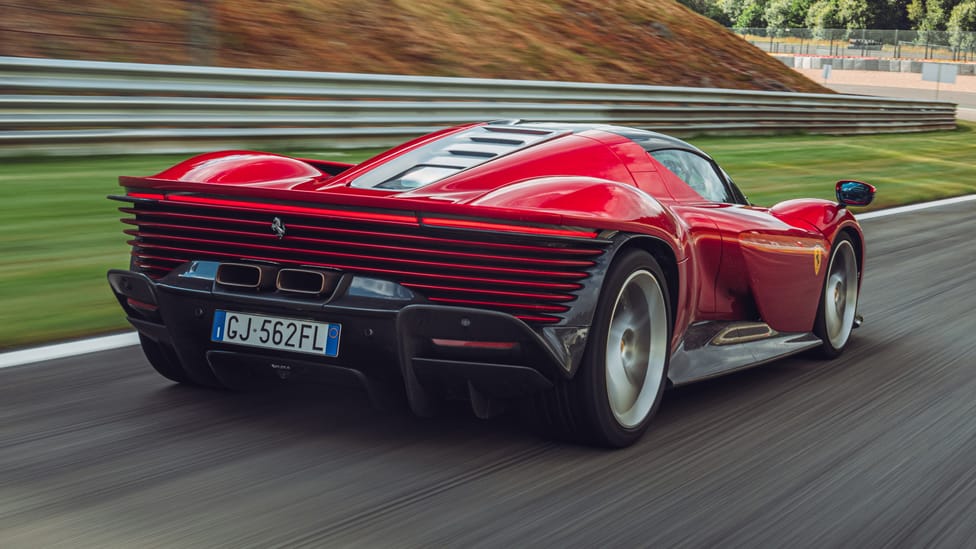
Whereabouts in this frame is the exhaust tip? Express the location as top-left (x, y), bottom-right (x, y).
top-left (216, 263), bottom-right (269, 289)
top-left (276, 268), bottom-right (331, 296)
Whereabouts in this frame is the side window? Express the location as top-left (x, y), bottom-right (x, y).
top-left (721, 169), bottom-right (750, 205)
top-left (650, 149), bottom-right (733, 203)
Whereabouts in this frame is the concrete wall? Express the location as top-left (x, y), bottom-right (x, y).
top-left (775, 55), bottom-right (975, 75)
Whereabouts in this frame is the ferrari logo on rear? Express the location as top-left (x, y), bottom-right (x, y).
top-left (271, 217), bottom-right (286, 239)
top-left (813, 245), bottom-right (825, 275)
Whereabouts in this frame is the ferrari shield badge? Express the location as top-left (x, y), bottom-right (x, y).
top-left (813, 245), bottom-right (825, 275)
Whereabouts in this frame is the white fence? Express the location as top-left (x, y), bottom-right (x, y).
top-left (0, 56), bottom-right (957, 156)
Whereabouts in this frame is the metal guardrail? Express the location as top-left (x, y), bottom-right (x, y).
top-left (0, 56), bottom-right (958, 156)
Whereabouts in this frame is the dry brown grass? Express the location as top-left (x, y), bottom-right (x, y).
top-left (1, 0), bottom-right (827, 92)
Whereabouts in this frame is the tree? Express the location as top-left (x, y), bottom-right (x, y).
top-left (908, 0), bottom-right (959, 30)
top-left (676, 0), bottom-right (734, 25)
top-left (837, 0), bottom-right (873, 27)
top-left (874, 0), bottom-right (913, 29)
top-left (718, 0), bottom-right (771, 27)
top-left (806, 0), bottom-right (840, 34)
top-left (948, 0), bottom-right (976, 52)
top-left (766, 0), bottom-right (814, 30)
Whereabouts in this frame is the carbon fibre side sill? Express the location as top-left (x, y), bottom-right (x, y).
top-left (668, 321), bottom-right (822, 386)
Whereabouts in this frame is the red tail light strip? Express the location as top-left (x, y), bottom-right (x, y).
top-left (119, 193), bottom-right (609, 323)
top-left (422, 216), bottom-right (598, 239)
top-left (513, 314), bottom-right (561, 324)
top-left (130, 230), bottom-right (587, 279)
top-left (165, 194), bottom-right (419, 225)
top-left (128, 193), bottom-right (166, 200)
top-left (120, 208), bottom-right (603, 257)
top-left (123, 221), bottom-right (595, 269)
top-left (126, 297), bottom-right (159, 312)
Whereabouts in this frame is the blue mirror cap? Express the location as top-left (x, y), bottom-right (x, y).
top-left (835, 180), bottom-right (876, 207)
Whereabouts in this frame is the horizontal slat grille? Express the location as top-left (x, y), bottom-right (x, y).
top-left (116, 195), bottom-right (608, 323)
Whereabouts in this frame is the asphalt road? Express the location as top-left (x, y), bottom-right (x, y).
top-left (2, 201), bottom-right (975, 547)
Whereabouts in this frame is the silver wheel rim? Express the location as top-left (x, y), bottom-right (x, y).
top-left (604, 270), bottom-right (668, 429)
top-left (824, 240), bottom-right (858, 349)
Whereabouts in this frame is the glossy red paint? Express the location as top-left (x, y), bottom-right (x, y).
top-left (164, 194), bottom-right (420, 225)
top-left (128, 230), bottom-right (588, 280)
top-left (118, 207), bottom-right (602, 257)
top-left (154, 151), bottom-right (324, 185)
top-left (128, 192), bottom-right (165, 200)
top-left (117, 122), bottom-right (869, 340)
top-left (126, 220), bottom-right (594, 269)
top-left (420, 216), bottom-right (599, 238)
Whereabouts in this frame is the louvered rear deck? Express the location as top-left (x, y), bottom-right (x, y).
top-left (114, 193), bottom-right (609, 324)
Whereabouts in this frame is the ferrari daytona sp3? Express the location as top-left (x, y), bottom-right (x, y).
top-left (107, 121), bottom-right (874, 447)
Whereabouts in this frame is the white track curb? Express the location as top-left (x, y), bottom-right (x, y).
top-left (0, 332), bottom-right (140, 369)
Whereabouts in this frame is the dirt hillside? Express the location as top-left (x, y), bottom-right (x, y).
top-left (1, 0), bottom-right (828, 93)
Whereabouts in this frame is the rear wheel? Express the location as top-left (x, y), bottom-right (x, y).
top-left (814, 234), bottom-right (859, 358)
top-left (527, 250), bottom-right (672, 448)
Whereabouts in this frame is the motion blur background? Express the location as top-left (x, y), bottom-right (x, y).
top-left (2, 3), bottom-right (976, 547)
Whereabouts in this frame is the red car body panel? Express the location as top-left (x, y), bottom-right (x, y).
top-left (113, 121), bottom-right (866, 386)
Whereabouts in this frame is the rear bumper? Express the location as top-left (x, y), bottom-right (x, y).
top-left (108, 266), bottom-right (579, 412)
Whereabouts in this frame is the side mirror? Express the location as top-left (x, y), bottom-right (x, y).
top-left (836, 180), bottom-right (875, 208)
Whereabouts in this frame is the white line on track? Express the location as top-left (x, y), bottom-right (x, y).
top-left (856, 194), bottom-right (976, 220)
top-left (1, 194), bottom-right (973, 370)
top-left (0, 332), bottom-right (140, 369)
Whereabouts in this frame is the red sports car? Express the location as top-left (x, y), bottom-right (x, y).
top-left (107, 121), bottom-right (874, 447)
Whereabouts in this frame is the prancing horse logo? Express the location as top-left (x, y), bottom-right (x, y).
top-left (271, 217), bottom-right (286, 239)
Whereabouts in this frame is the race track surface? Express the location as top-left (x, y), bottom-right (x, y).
top-left (793, 68), bottom-right (976, 121)
top-left (2, 201), bottom-right (975, 547)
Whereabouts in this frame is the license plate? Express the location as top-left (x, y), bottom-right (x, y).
top-left (211, 310), bottom-right (340, 357)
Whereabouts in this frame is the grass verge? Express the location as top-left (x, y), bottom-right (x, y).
top-left (2, 124), bottom-right (975, 350)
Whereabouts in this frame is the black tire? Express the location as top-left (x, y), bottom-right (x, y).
top-left (526, 249), bottom-right (673, 448)
top-left (138, 334), bottom-right (192, 384)
top-left (813, 233), bottom-right (860, 359)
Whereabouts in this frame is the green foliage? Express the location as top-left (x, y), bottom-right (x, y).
top-left (949, 0), bottom-right (976, 47)
top-left (909, 0), bottom-right (949, 29)
top-left (837, 0), bottom-right (873, 27)
top-left (744, 0), bottom-right (772, 26)
top-left (692, 0), bottom-right (958, 29)
top-left (719, 0), bottom-right (771, 27)
top-left (677, 0), bottom-right (734, 25)
top-left (806, 0), bottom-right (841, 33)
top-left (766, 0), bottom-right (813, 31)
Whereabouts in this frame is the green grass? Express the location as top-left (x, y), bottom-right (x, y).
top-left (2, 124), bottom-right (975, 350)
top-left (689, 123), bottom-right (976, 208)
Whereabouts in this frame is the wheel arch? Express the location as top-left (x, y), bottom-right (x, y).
top-left (833, 224), bottom-right (864, 285)
top-left (612, 235), bottom-right (680, 328)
